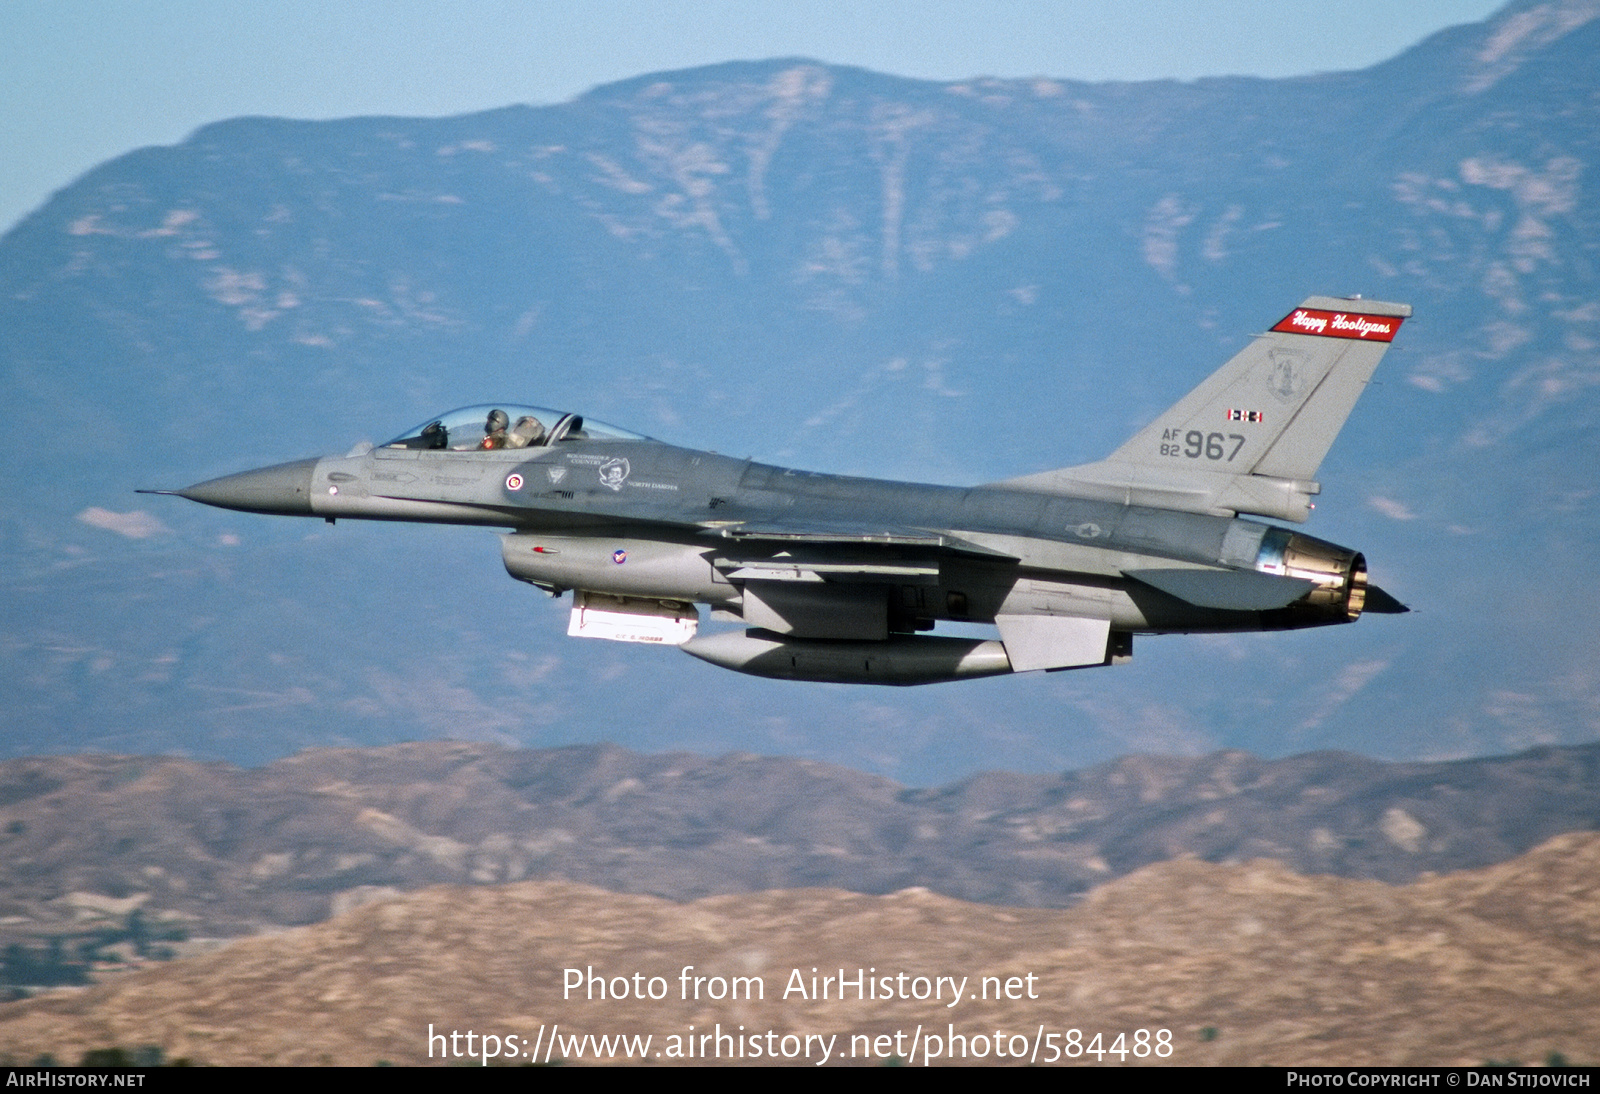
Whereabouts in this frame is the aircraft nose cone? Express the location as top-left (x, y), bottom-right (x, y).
top-left (178, 458), bottom-right (318, 515)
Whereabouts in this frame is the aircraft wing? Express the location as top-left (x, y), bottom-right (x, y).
top-left (704, 521), bottom-right (1018, 560)
top-left (699, 521), bottom-right (1019, 641)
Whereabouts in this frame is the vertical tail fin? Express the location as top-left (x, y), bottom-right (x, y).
top-left (995, 296), bottom-right (1411, 522)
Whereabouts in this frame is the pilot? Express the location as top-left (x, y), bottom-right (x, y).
top-left (479, 408), bottom-right (511, 449)
top-left (506, 415), bottom-right (546, 448)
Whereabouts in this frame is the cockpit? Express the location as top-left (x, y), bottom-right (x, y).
top-left (381, 405), bottom-right (651, 452)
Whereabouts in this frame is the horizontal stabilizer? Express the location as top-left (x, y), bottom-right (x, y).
top-left (1362, 585), bottom-right (1410, 614)
top-left (1125, 568), bottom-right (1314, 611)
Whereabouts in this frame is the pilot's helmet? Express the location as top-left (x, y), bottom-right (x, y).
top-left (485, 408), bottom-right (510, 434)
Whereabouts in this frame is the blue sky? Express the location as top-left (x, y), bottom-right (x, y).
top-left (4, 0), bottom-right (1505, 233)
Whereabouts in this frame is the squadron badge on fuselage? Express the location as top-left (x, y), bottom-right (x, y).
top-left (599, 458), bottom-right (630, 491)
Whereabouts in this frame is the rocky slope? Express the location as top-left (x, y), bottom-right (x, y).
top-left (3, 830), bottom-right (1596, 1066)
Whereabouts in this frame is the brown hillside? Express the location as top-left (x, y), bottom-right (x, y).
top-left (2, 832), bottom-right (1597, 1066)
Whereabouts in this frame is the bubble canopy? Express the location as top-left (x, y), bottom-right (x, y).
top-left (381, 405), bottom-right (651, 451)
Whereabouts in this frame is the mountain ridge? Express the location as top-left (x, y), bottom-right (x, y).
top-left (0, 740), bottom-right (1595, 953)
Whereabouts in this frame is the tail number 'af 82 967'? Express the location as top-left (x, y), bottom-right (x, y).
top-left (1159, 430), bottom-right (1246, 461)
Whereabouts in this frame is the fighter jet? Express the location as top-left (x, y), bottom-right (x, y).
top-left (155, 295), bottom-right (1410, 685)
